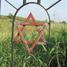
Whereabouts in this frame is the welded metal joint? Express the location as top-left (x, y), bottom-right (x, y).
top-left (23, 0), bottom-right (26, 5)
top-left (37, 0), bottom-right (41, 4)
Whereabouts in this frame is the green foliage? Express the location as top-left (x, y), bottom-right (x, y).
top-left (0, 16), bottom-right (67, 67)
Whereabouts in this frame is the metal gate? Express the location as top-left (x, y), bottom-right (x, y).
top-left (0, 0), bottom-right (67, 67)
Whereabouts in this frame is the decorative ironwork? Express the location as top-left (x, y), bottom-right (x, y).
top-left (14, 12), bottom-right (47, 53)
top-left (4, 0), bottom-right (62, 67)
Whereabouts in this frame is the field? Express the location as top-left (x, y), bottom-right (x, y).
top-left (0, 16), bottom-right (67, 67)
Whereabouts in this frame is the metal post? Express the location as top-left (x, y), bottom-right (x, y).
top-left (37, 0), bottom-right (41, 4)
top-left (23, 0), bottom-right (26, 5)
top-left (49, 22), bottom-right (51, 38)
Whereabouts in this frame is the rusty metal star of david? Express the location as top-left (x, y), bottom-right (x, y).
top-left (14, 12), bottom-right (48, 53)
top-left (4, 0), bottom-right (62, 66)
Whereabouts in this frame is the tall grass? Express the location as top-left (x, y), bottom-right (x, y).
top-left (0, 16), bottom-right (67, 67)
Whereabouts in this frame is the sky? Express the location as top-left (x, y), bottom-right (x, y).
top-left (1, 0), bottom-right (67, 21)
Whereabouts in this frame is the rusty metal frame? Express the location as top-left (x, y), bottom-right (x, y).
top-left (4, 0), bottom-right (62, 67)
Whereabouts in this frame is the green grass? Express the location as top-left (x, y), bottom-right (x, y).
top-left (0, 16), bottom-right (67, 67)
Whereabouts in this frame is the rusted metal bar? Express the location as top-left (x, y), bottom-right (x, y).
top-left (46, 0), bottom-right (61, 10)
top-left (19, 22), bottom-right (47, 26)
top-left (5, 0), bottom-right (17, 10)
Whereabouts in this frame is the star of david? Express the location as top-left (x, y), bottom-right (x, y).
top-left (14, 12), bottom-right (48, 53)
